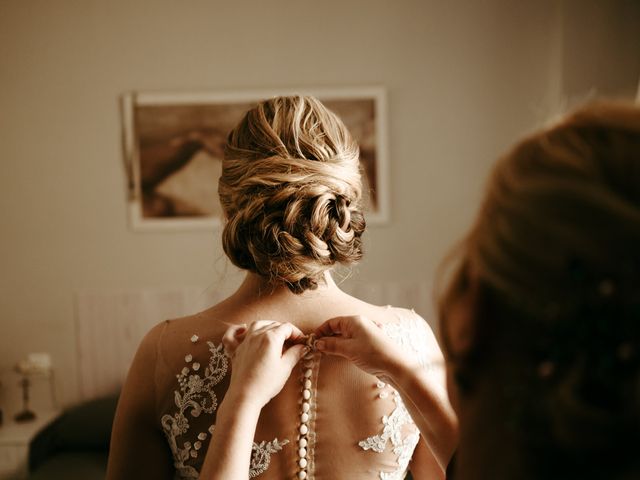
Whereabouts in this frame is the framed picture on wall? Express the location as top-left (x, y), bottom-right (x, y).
top-left (121, 87), bottom-right (389, 231)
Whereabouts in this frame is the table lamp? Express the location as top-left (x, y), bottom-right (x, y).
top-left (14, 353), bottom-right (53, 423)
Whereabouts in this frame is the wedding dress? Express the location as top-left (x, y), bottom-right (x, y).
top-left (114, 306), bottom-right (442, 480)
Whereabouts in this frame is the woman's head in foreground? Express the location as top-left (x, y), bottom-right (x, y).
top-left (440, 102), bottom-right (640, 476)
top-left (219, 95), bottom-right (365, 293)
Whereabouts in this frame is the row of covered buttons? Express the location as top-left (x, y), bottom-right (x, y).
top-left (297, 335), bottom-right (316, 479)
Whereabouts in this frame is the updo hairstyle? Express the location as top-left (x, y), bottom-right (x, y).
top-left (219, 96), bottom-right (366, 293)
top-left (439, 102), bottom-right (640, 477)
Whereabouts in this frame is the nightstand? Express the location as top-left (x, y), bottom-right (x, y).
top-left (0, 411), bottom-right (59, 480)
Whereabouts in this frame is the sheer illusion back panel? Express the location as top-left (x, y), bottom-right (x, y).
top-left (152, 307), bottom-right (436, 480)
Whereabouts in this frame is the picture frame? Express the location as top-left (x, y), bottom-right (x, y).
top-left (121, 87), bottom-right (389, 231)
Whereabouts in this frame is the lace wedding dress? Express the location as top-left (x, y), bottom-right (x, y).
top-left (115, 306), bottom-right (441, 480)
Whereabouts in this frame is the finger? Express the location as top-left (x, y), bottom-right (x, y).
top-left (272, 322), bottom-right (305, 342)
top-left (223, 323), bottom-right (247, 340)
top-left (257, 323), bottom-right (306, 349)
top-left (282, 344), bottom-right (309, 370)
top-left (248, 319), bottom-right (279, 333)
top-left (314, 316), bottom-right (350, 338)
top-left (251, 322), bottom-right (290, 339)
top-left (222, 324), bottom-right (247, 355)
top-left (314, 336), bottom-right (355, 359)
top-left (315, 315), bottom-right (368, 338)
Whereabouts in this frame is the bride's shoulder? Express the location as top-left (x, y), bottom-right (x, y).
top-left (378, 304), bottom-right (431, 330)
top-left (142, 308), bottom-right (231, 375)
top-left (159, 309), bottom-right (228, 344)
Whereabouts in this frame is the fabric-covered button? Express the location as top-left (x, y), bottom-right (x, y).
top-left (299, 424), bottom-right (308, 435)
top-left (304, 369), bottom-right (312, 378)
top-left (302, 402), bottom-right (310, 412)
top-left (298, 471), bottom-right (307, 479)
top-left (299, 438), bottom-right (308, 448)
top-left (303, 389), bottom-right (311, 400)
top-left (301, 412), bottom-right (309, 423)
top-left (299, 458), bottom-right (308, 468)
top-left (299, 447), bottom-right (307, 458)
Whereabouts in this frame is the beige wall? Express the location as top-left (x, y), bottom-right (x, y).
top-left (561, 0), bottom-right (640, 99)
top-left (0, 0), bottom-right (636, 411)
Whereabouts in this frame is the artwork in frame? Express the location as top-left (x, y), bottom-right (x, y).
top-left (121, 87), bottom-right (389, 231)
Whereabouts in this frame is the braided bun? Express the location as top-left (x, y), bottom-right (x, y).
top-left (219, 96), bottom-right (365, 293)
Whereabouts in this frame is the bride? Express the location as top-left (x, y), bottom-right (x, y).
top-left (106, 95), bottom-right (457, 479)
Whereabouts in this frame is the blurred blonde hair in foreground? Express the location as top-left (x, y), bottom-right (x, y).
top-left (440, 101), bottom-right (640, 478)
top-left (218, 95), bottom-right (366, 293)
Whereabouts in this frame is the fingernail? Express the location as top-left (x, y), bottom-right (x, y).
top-left (316, 340), bottom-right (325, 350)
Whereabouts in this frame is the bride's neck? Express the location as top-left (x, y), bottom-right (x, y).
top-left (231, 271), bottom-right (344, 307)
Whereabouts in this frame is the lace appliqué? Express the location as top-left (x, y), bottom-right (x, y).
top-left (161, 338), bottom-right (288, 478)
top-left (358, 313), bottom-right (428, 480)
top-left (250, 438), bottom-right (289, 477)
top-left (359, 391), bottom-right (420, 480)
top-left (381, 312), bottom-right (431, 367)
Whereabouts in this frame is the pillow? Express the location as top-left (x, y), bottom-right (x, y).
top-left (53, 394), bottom-right (119, 450)
top-left (29, 394), bottom-right (119, 471)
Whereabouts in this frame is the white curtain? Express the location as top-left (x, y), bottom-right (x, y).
top-left (74, 287), bottom-right (221, 400)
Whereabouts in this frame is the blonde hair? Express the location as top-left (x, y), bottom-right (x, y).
top-left (439, 102), bottom-right (640, 475)
top-left (219, 96), bottom-right (365, 293)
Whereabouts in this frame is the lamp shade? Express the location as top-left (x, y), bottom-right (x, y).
top-left (15, 353), bottom-right (52, 376)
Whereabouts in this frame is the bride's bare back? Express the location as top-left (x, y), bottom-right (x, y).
top-left (108, 277), bottom-right (444, 479)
